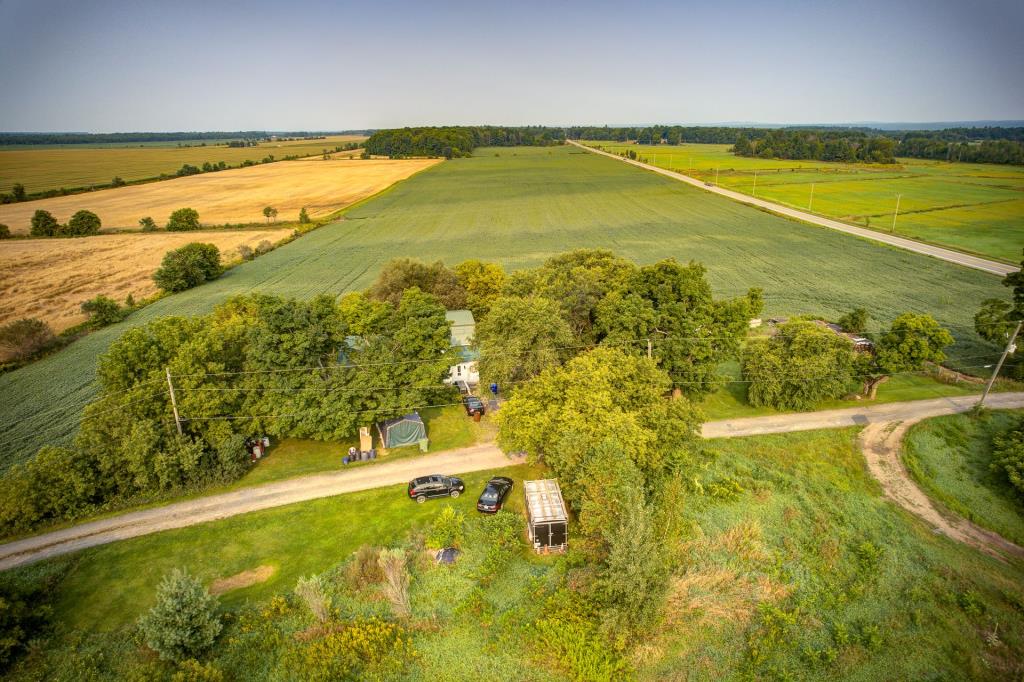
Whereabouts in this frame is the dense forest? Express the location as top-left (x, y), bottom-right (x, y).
top-left (732, 130), bottom-right (898, 163)
top-left (363, 126), bottom-right (565, 158)
top-left (0, 131), bottom-right (370, 146)
top-left (896, 135), bottom-right (1024, 164)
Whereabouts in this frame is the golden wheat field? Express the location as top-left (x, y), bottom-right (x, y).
top-left (0, 157), bottom-right (442, 234)
top-left (0, 229), bottom-right (292, 332)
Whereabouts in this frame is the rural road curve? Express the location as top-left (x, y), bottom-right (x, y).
top-left (0, 443), bottom-right (514, 571)
top-left (568, 140), bottom-right (1016, 277)
top-left (4, 394), bottom-right (1024, 570)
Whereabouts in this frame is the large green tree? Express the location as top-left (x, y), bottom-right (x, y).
top-left (860, 312), bottom-right (954, 397)
top-left (596, 258), bottom-right (762, 398)
top-left (976, 250), bottom-right (1024, 378)
top-left (454, 259), bottom-right (506, 318)
top-left (475, 296), bottom-right (575, 389)
top-left (152, 243), bottom-right (222, 292)
top-left (368, 258), bottom-right (466, 309)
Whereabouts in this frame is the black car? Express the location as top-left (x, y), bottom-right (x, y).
top-left (408, 474), bottom-right (465, 503)
top-left (476, 476), bottom-right (514, 513)
top-left (462, 395), bottom-right (485, 417)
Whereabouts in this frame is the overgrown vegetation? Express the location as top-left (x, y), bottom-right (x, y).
top-left (153, 243), bottom-right (223, 292)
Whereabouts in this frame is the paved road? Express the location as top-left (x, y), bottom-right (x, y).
top-left (0, 444), bottom-right (513, 570)
top-left (701, 392), bottom-right (1024, 438)
top-left (4, 393), bottom-right (1023, 570)
top-left (568, 140), bottom-right (1016, 277)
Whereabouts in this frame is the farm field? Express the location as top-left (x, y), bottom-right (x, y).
top-left (904, 409), bottom-right (1024, 546)
top-left (0, 157), bottom-right (441, 234)
top-left (0, 228), bottom-right (291, 333)
top-left (6, 429), bottom-right (1024, 680)
top-left (0, 134), bottom-right (366, 195)
top-left (0, 145), bottom-right (1010, 469)
top-left (585, 142), bottom-right (1024, 262)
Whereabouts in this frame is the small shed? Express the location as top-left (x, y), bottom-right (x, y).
top-left (524, 479), bottom-right (568, 553)
top-left (377, 412), bottom-right (427, 449)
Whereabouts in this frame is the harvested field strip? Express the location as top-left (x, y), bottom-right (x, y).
top-left (0, 135), bottom-right (366, 195)
top-left (0, 145), bottom-right (1008, 470)
top-left (0, 157), bottom-right (442, 234)
top-left (0, 228), bottom-right (292, 332)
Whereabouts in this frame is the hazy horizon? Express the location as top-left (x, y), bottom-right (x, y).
top-left (1, 0), bottom-right (1021, 132)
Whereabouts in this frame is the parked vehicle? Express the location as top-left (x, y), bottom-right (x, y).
top-left (408, 474), bottom-right (465, 503)
top-left (477, 476), bottom-right (514, 513)
top-left (462, 395), bottom-right (485, 417)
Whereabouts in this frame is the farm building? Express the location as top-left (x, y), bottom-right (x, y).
top-left (445, 309), bottom-right (479, 385)
top-left (377, 412), bottom-right (427, 449)
top-left (523, 479), bottom-right (568, 554)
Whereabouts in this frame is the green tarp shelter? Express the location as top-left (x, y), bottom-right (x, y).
top-left (377, 412), bottom-right (427, 449)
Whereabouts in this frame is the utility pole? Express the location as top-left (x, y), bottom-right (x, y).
top-left (166, 367), bottom-right (183, 435)
top-left (647, 338), bottom-right (653, 360)
top-left (715, 166), bottom-right (719, 185)
top-left (808, 183), bottom-right (815, 211)
top-left (752, 171), bottom-right (757, 196)
top-left (891, 193), bottom-right (902, 233)
top-left (979, 320), bottom-right (1022, 408)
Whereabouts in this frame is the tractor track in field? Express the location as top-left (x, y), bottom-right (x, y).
top-left (569, 140), bottom-right (1017, 276)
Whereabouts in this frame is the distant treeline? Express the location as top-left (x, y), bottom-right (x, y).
top-left (363, 126), bottom-right (565, 158)
top-left (573, 125), bottom-right (1024, 166)
top-left (0, 131), bottom-right (372, 146)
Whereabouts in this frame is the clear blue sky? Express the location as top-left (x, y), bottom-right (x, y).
top-left (0, 0), bottom-right (1021, 131)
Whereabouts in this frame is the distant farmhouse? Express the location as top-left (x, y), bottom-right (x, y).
top-left (445, 310), bottom-right (479, 385)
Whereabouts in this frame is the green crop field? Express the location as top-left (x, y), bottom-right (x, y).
top-left (586, 142), bottom-right (1024, 262)
top-left (0, 145), bottom-right (1010, 470)
top-left (0, 135), bottom-right (366, 195)
top-left (904, 410), bottom-right (1024, 546)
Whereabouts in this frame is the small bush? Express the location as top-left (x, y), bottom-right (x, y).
top-left (299, 207), bottom-right (311, 224)
top-left (172, 659), bottom-right (224, 682)
top-left (138, 568), bottom-right (222, 662)
top-left (428, 506), bottom-right (465, 548)
top-left (378, 548), bottom-right (410, 618)
top-left (81, 295), bottom-right (127, 327)
top-left (0, 224), bottom-right (9, 239)
top-left (167, 208), bottom-right (201, 232)
top-left (153, 243), bottom-right (222, 293)
top-left (0, 318), bottom-right (57, 362)
top-left (30, 210), bottom-right (59, 237)
top-left (64, 210), bottom-right (101, 236)
top-left (294, 575), bottom-right (331, 624)
top-left (255, 239), bottom-right (274, 256)
top-left (279, 617), bottom-right (414, 682)
top-left (346, 545), bottom-right (383, 587)
top-left (139, 216), bottom-right (158, 232)
top-left (237, 244), bottom-right (254, 261)
top-left (111, 176), bottom-right (126, 187)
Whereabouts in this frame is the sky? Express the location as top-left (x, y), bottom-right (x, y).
top-left (0, 0), bottom-right (1021, 132)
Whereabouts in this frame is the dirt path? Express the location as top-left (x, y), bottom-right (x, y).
top-left (860, 419), bottom-right (1024, 561)
top-left (704, 392), bottom-right (1024, 560)
top-left (0, 443), bottom-right (512, 570)
top-left (569, 140), bottom-right (1016, 277)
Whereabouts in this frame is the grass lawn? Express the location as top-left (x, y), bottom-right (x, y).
top-left (904, 410), bottom-right (1024, 546)
top-left (0, 145), bottom-right (1008, 470)
top-left (586, 141), bottom-right (1024, 263)
top-left (28, 462), bottom-right (545, 633)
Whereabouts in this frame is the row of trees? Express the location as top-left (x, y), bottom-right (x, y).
top-left (0, 289), bottom-right (456, 534)
top-left (896, 137), bottom-right (1024, 165)
top-left (363, 126), bottom-right (565, 159)
top-left (29, 209), bottom-right (102, 237)
top-left (0, 131), bottom-right (369, 146)
top-left (733, 130), bottom-right (897, 163)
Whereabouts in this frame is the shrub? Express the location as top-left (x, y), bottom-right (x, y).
top-left (29, 210), bottom-right (59, 237)
top-left (111, 176), bottom-right (126, 187)
top-left (81, 295), bottom-right (127, 327)
top-left (428, 505), bottom-right (465, 548)
top-left (535, 616), bottom-right (629, 682)
top-left (992, 422), bottom-right (1024, 498)
top-left (255, 239), bottom-right (274, 256)
top-left (167, 208), bottom-right (201, 231)
top-left (474, 510), bottom-right (523, 582)
top-left (138, 568), bottom-right (222, 662)
top-left (294, 574), bottom-right (331, 624)
top-left (838, 308), bottom-right (869, 333)
top-left (346, 545), bottom-right (383, 587)
top-left (65, 210), bottom-right (101, 236)
top-left (237, 244), bottom-right (254, 261)
top-left (139, 216), bottom-right (158, 232)
top-left (0, 580), bottom-right (52, 671)
top-left (0, 318), bottom-right (57, 362)
top-left (12, 183), bottom-right (26, 201)
top-left (299, 207), bottom-right (311, 224)
top-left (172, 660), bottom-right (224, 682)
top-left (279, 617), bottom-right (414, 682)
top-left (378, 548), bottom-right (410, 618)
top-left (153, 243), bottom-right (222, 293)
top-left (0, 224), bottom-right (9, 239)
